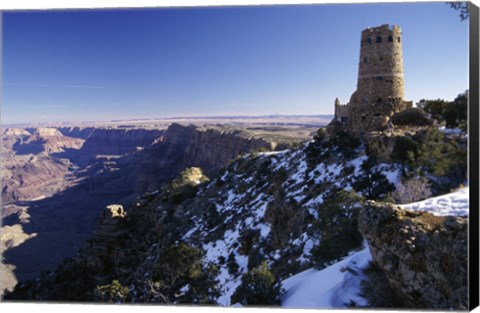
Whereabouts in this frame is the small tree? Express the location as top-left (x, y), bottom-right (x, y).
top-left (231, 262), bottom-right (283, 306)
top-left (417, 99), bottom-right (450, 123)
top-left (152, 243), bottom-right (219, 304)
top-left (445, 91), bottom-right (468, 130)
top-left (311, 189), bottom-right (363, 268)
top-left (392, 176), bottom-right (432, 204)
top-left (351, 156), bottom-right (395, 200)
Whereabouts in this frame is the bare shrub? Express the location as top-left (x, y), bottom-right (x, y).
top-left (393, 176), bottom-right (432, 204)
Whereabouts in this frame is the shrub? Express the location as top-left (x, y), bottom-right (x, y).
top-left (391, 135), bottom-right (418, 166)
top-left (230, 262), bottom-right (283, 306)
top-left (417, 99), bottom-right (450, 123)
top-left (305, 129), bottom-right (360, 168)
top-left (418, 91), bottom-right (468, 130)
top-left (227, 252), bottom-right (239, 276)
top-left (351, 156), bottom-right (395, 200)
top-left (334, 131), bottom-right (362, 159)
top-left (392, 176), bottom-right (432, 204)
top-left (152, 243), bottom-right (219, 304)
top-left (94, 279), bottom-right (130, 303)
top-left (446, 91), bottom-right (467, 130)
top-left (390, 128), bottom-right (467, 194)
top-left (311, 189), bottom-right (363, 268)
top-left (390, 108), bottom-right (432, 127)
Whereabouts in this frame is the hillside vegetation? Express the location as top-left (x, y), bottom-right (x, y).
top-left (5, 116), bottom-right (468, 309)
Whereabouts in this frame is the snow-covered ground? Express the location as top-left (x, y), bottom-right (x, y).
top-left (281, 245), bottom-right (371, 308)
top-left (400, 187), bottom-right (469, 217)
top-left (280, 187), bottom-right (469, 309)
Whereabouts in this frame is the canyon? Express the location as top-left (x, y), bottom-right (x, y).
top-left (1, 119), bottom-right (321, 295)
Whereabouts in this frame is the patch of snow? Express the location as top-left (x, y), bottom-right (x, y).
top-left (348, 155), bottom-right (368, 174)
top-left (254, 202), bottom-right (268, 220)
top-left (327, 163), bottom-right (344, 177)
top-left (258, 150), bottom-right (290, 156)
top-left (297, 239), bottom-right (316, 264)
top-left (379, 164), bottom-right (401, 186)
top-left (217, 190), bottom-right (238, 214)
top-left (179, 284), bottom-right (190, 293)
top-left (235, 253), bottom-right (249, 273)
top-left (224, 228), bottom-right (240, 246)
top-left (400, 187), bottom-right (469, 217)
top-left (281, 246), bottom-right (372, 308)
top-left (439, 126), bottom-right (463, 135)
top-left (305, 195), bottom-right (324, 208)
top-left (216, 267), bottom-right (241, 306)
top-left (290, 159), bottom-right (307, 185)
top-left (256, 223), bottom-right (271, 239)
top-left (273, 157), bottom-right (290, 172)
top-left (307, 207), bottom-right (319, 219)
top-left (273, 251), bottom-right (281, 260)
top-left (220, 170), bottom-right (229, 181)
top-left (182, 226), bottom-right (198, 240)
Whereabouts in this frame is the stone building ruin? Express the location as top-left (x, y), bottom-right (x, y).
top-left (332, 24), bottom-right (413, 137)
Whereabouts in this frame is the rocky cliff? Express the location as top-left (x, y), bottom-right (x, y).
top-left (138, 123), bottom-right (276, 179)
top-left (3, 124), bottom-right (469, 308)
top-left (358, 201), bottom-right (468, 310)
top-left (1, 128), bottom-right (81, 203)
top-left (1, 123), bottom-right (281, 296)
top-left (57, 127), bottom-right (96, 139)
top-left (57, 128), bottom-right (163, 165)
top-left (12, 127), bottom-right (84, 155)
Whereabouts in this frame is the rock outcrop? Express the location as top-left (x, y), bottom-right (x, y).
top-left (132, 123), bottom-right (276, 192)
top-left (358, 201), bottom-right (468, 310)
top-left (154, 123), bottom-right (276, 176)
top-left (86, 204), bottom-right (128, 268)
top-left (364, 133), bottom-right (398, 163)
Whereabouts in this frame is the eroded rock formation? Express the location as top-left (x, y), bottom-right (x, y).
top-left (358, 201), bottom-right (468, 310)
top-left (86, 204), bottom-right (128, 268)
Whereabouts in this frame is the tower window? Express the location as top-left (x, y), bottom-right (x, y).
top-left (364, 57), bottom-right (367, 63)
top-left (397, 36), bottom-right (401, 43)
top-left (376, 36), bottom-right (382, 43)
top-left (367, 37), bottom-right (371, 45)
top-left (388, 35), bottom-right (393, 42)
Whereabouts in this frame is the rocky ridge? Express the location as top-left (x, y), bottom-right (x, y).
top-left (3, 126), bottom-right (469, 309)
top-left (4, 132), bottom-right (396, 303)
top-left (1, 123), bottom-right (284, 296)
top-left (358, 201), bottom-right (468, 309)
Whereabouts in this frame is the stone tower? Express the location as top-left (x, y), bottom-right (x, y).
top-left (356, 24), bottom-right (405, 102)
top-left (333, 24), bottom-right (412, 137)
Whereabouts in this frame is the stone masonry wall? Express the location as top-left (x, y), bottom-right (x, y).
top-left (331, 24), bottom-right (412, 137)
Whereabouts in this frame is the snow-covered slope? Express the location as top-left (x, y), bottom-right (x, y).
top-left (281, 245), bottom-right (371, 308)
top-left (400, 187), bottom-right (469, 217)
top-left (279, 186), bottom-right (469, 309)
top-left (177, 139), bottom-right (405, 306)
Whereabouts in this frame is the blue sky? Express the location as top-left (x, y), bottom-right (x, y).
top-left (1, 2), bottom-right (469, 124)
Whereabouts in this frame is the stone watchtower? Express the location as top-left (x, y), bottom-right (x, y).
top-left (333, 24), bottom-right (412, 137)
